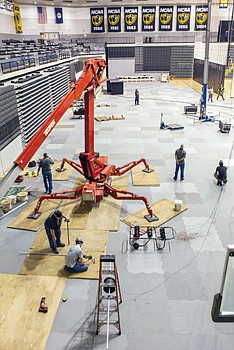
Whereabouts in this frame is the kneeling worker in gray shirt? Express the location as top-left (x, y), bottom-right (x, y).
top-left (64, 237), bottom-right (89, 273)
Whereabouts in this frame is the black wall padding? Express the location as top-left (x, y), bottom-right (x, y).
top-left (143, 47), bottom-right (171, 71)
top-left (170, 46), bottom-right (194, 78)
top-left (0, 86), bottom-right (20, 151)
top-left (75, 60), bottom-right (84, 74)
top-left (107, 46), bottom-right (135, 58)
top-left (193, 59), bottom-right (225, 94)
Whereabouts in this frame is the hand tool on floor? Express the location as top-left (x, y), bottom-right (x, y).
top-left (65, 218), bottom-right (70, 245)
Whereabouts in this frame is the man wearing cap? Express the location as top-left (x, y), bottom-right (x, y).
top-left (38, 153), bottom-right (54, 194)
top-left (44, 210), bottom-right (67, 254)
top-left (173, 144), bottom-right (186, 181)
top-left (64, 237), bottom-right (89, 273)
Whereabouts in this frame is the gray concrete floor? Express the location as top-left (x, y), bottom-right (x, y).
top-left (1, 80), bottom-right (234, 349)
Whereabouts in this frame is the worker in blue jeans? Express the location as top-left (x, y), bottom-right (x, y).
top-left (44, 210), bottom-right (67, 254)
top-left (173, 144), bottom-right (186, 181)
top-left (64, 237), bottom-right (89, 273)
top-left (38, 153), bottom-right (54, 194)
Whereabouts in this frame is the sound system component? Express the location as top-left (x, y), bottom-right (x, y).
top-left (108, 80), bottom-right (124, 95)
top-left (219, 120), bottom-right (231, 133)
top-left (184, 105), bottom-right (198, 114)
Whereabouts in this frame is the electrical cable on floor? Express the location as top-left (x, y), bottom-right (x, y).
top-left (120, 137), bottom-right (234, 301)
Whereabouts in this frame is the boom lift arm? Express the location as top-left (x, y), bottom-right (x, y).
top-left (2, 58), bottom-right (158, 221)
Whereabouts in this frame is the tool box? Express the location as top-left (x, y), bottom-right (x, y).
top-left (219, 120), bottom-right (231, 133)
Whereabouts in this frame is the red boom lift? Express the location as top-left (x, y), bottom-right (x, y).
top-left (13, 58), bottom-right (158, 221)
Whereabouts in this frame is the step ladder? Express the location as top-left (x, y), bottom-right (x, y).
top-left (96, 255), bottom-right (122, 338)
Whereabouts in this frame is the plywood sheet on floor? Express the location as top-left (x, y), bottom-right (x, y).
top-left (7, 198), bottom-right (61, 231)
top-left (19, 229), bottom-right (108, 280)
top-left (121, 198), bottom-right (188, 228)
top-left (52, 161), bottom-right (74, 181)
top-left (131, 165), bottom-right (160, 186)
top-left (0, 274), bottom-right (66, 350)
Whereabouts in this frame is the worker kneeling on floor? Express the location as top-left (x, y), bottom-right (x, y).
top-left (64, 237), bottom-right (89, 273)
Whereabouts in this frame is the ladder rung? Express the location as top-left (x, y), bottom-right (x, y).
top-left (99, 307), bottom-right (118, 312)
top-left (98, 320), bottom-right (119, 325)
top-left (100, 269), bottom-right (115, 274)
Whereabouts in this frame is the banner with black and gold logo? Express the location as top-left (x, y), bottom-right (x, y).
top-left (107, 7), bottom-right (121, 32)
top-left (177, 6), bottom-right (191, 31)
top-left (142, 6), bottom-right (156, 31)
top-left (195, 5), bottom-right (208, 31)
top-left (13, 2), bottom-right (23, 33)
top-left (219, 0), bottom-right (228, 8)
top-left (90, 8), bottom-right (105, 33)
top-left (124, 7), bottom-right (138, 32)
top-left (159, 6), bottom-right (173, 31)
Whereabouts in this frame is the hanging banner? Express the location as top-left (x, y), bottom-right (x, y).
top-left (177, 6), bottom-right (191, 31)
top-left (219, 0), bottom-right (228, 8)
top-left (124, 7), bottom-right (138, 32)
top-left (159, 6), bottom-right (173, 31)
top-left (55, 7), bottom-right (63, 24)
top-left (107, 7), bottom-right (121, 32)
top-left (195, 5), bottom-right (208, 31)
top-left (142, 6), bottom-right (156, 31)
top-left (13, 2), bottom-right (23, 33)
top-left (0, 0), bottom-right (6, 9)
top-left (90, 8), bottom-right (105, 33)
top-left (6, 1), bottom-right (13, 11)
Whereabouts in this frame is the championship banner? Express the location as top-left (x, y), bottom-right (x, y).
top-left (142, 6), bottom-right (156, 31)
top-left (159, 6), bottom-right (173, 31)
top-left (55, 7), bottom-right (63, 24)
top-left (13, 2), bottom-right (23, 33)
top-left (124, 7), bottom-right (138, 32)
top-left (90, 8), bottom-right (105, 33)
top-left (219, 0), bottom-right (228, 8)
top-left (195, 5), bottom-right (208, 31)
top-left (177, 6), bottom-right (191, 31)
top-left (107, 7), bottom-right (121, 32)
top-left (6, 1), bottom-right (13, 11)
top-left (0, 0), bottom-right (6, 9)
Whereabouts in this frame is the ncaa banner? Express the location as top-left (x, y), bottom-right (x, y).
top-left (13, 2), bottom-right (23, 33)
top-left (219, 0), bottom-right (228, 8)
top-left (159, 6), bottom-right (173, 31)
top-left (90, 8), bottom-right (105, 33)
top-left (124, 7), bottom-right (138, 32)
top-left (195, 5), bottom-right (208, 31)
top-left (55, 8), bottom-right (63, 24)
top-left (107, 7), bottom-right (121, 32)
top-left (142, 6), bottom-right (156, 31)
top-left (177, 6), bottom-right (191, 31)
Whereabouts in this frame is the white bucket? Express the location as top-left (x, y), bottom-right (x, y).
top-left (17, 191), bottom-right (28, 202)
top-left (174, 200), bottom-right (182, 211)
top-left (0, 199), bottom-right (12, 213)
top-left (8, 195), bottom-right (17, 205)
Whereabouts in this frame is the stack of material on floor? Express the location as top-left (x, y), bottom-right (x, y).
top-left (95, 114), bottom-right (125, 122)
top-left (96, 102), bottom-right (110, 107)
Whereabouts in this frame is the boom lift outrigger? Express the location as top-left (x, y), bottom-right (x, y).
top-left (14, 58), bottom-right (158, 222)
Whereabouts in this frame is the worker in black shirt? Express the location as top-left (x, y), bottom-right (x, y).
top-left (214, 160), bottom-right (227, 186)
top-left (38, 153), bottom-right (54, 194)
top-left (44, 209), bottom-right (68, 254)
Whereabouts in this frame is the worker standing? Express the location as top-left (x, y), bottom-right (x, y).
top-left (64, 237), bottom-right (89, 273)
top-left (44, 210), bottom-right (67, 254)
top-left (38, 153), bottom-right (54, 194)
top-left (217, 84), bottom-right (225, 100)
top-left (208, 86), bottom-right (214, 102)
top-left (173, 144), bottom-right (186, 181)
top-left (135, 89), bottom-right (140, 105)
